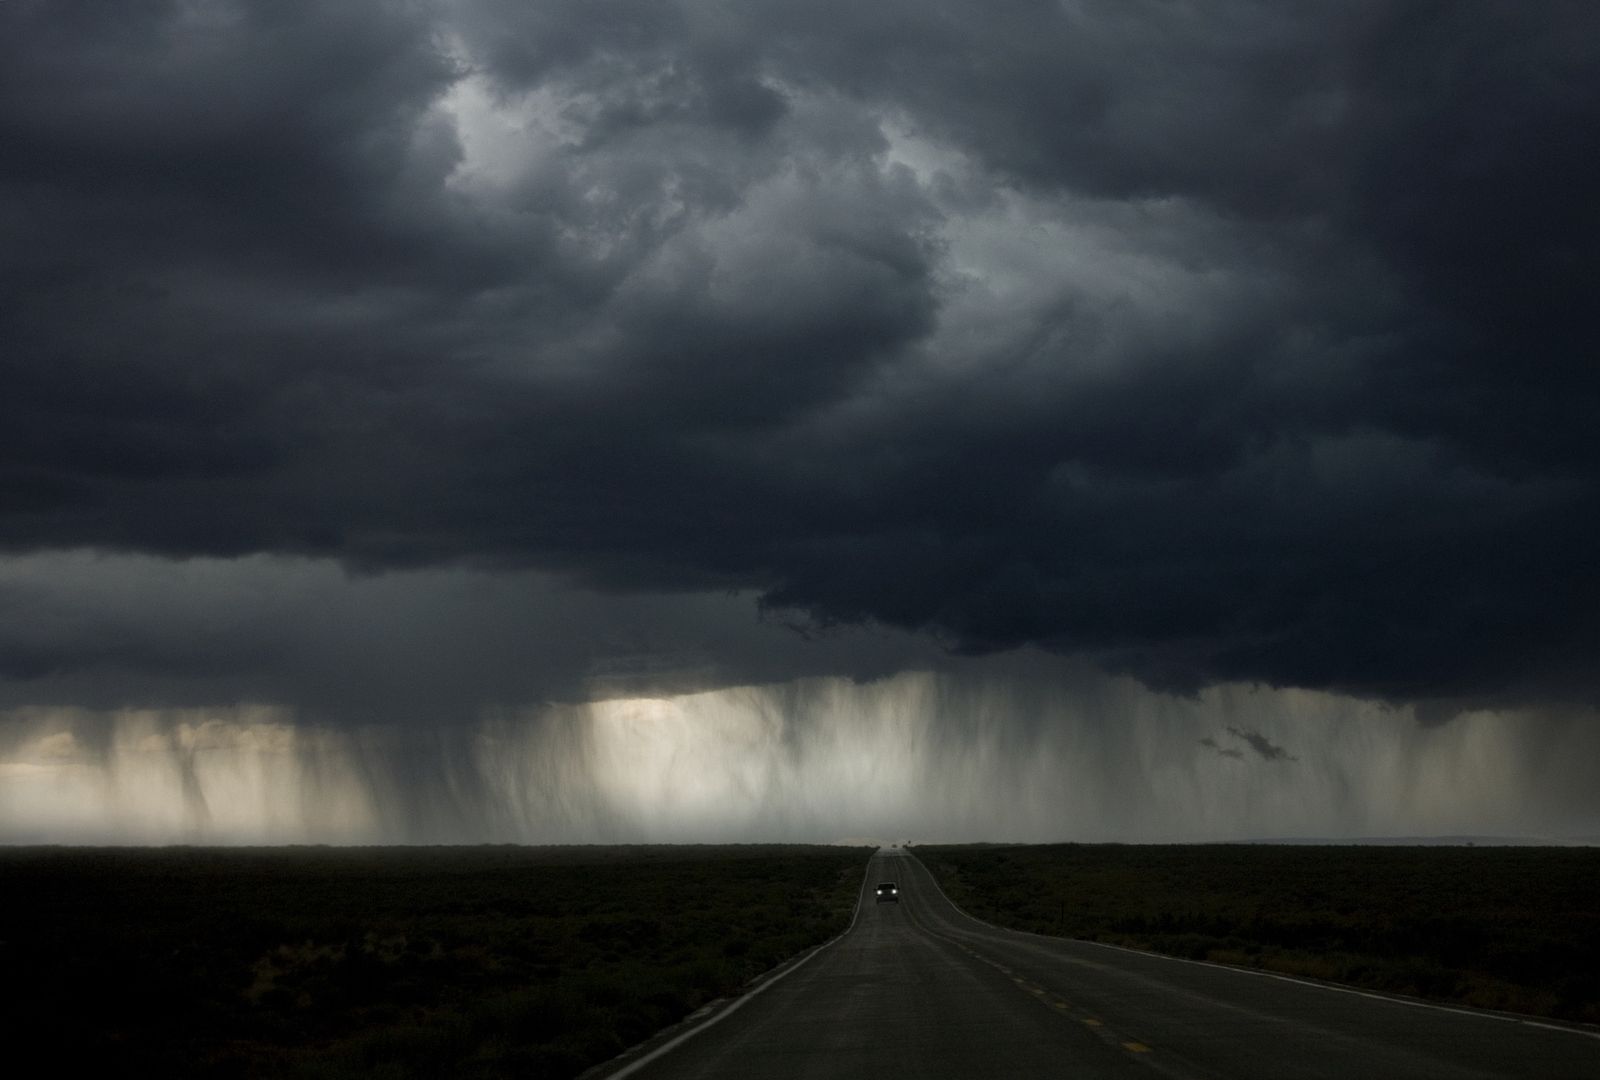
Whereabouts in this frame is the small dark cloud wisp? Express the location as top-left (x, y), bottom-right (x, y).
top-left (1198, 736), bottom-right (1246, 762)
top-left (1224, 726), bottom-right (1298, 763)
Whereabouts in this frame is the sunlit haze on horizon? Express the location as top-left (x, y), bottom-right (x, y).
top-left (6, 661), bottom-right (1598, 846)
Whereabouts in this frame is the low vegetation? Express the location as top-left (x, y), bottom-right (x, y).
top-left (917, 843), bottom-right (1600, 1024)
top-left (0, 845), bottom-right (870, 1078)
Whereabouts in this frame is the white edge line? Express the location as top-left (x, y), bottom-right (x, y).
top-left (602, 854), bottom-right (879, 1079)
top-left (907, 850), bottom-right (1600, 1043)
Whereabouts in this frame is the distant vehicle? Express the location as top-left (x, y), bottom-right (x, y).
top-left (875, 881), bottom-right (899, 903)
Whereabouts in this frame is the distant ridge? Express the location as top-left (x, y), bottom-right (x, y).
top-left (907, 836), bottom-right (1600, 847)
top-left (1237, 834), bottom-right (1599, 847)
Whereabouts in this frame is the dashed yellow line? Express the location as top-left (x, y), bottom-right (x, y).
top-left (929, 925), bottom-right (1153, 1060)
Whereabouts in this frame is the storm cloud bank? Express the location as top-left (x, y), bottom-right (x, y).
top-left (3, 0), bottom-right (1599, 721)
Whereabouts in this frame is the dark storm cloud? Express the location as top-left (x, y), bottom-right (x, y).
top-left (0, 553), bottom-right (946, 721)
top-left (2, 0), bottom-right (1598, 709)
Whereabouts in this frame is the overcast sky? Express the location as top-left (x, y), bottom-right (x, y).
top-left (3, 1), bottom-right (1598, 843)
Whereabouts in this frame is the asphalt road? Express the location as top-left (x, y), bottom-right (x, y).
top-left (596, 847), bottom-right (1600, 1079)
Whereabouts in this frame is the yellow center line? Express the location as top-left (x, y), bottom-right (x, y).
top-left (932, 923), bottom-right (1136, 1050)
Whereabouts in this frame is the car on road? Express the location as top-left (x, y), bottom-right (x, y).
top-left (875, 881), bottom-right (899, 903)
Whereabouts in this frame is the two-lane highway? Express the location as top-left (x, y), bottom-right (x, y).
top-left (597, 848), bottom-right (1600, 1079)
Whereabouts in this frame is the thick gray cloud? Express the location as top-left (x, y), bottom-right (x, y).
top-left (2, 0), bottom-right (1597, 711)
top-left (0, 552), bottom-right (945, 721)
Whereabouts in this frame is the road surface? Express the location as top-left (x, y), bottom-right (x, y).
top-left (596, 847), bottom-right (1600, 1079)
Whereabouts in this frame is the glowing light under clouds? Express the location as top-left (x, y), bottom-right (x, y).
top-left (6, 668), bottom-right (1596, 845)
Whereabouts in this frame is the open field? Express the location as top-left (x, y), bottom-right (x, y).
top-left (0, 845), bottom-right (870, 1079)
top-left (917, 843), bottom-right (1600, 1024)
